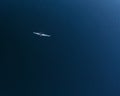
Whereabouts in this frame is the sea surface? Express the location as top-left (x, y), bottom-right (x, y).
top-left (1, 0), bottom-right (120, 96)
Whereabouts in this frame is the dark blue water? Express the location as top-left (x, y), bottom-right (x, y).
top-left (1, 0), bottom-right (120, 96)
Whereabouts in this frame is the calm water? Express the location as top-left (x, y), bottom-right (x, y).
top-left (1, 0), bottom-right (120, 96)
